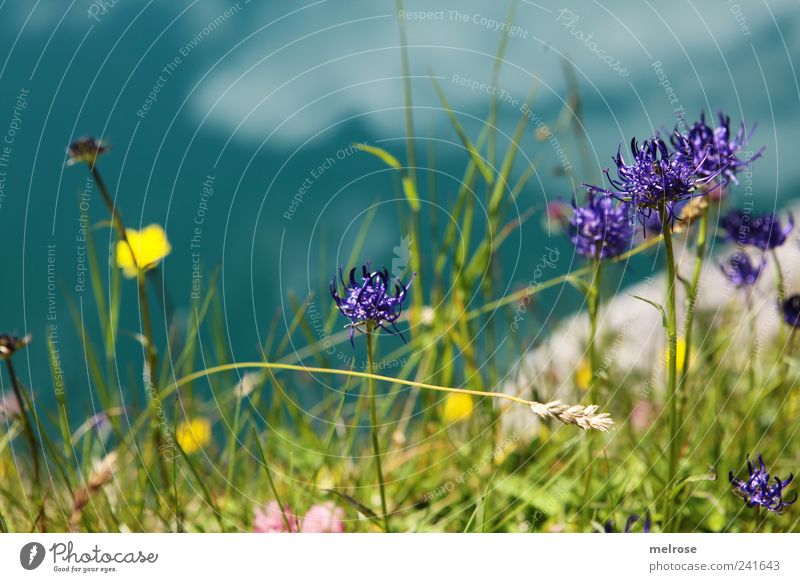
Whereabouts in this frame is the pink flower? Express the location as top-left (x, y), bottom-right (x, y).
top-left (300, 502), bottom-right (345, 533)
top-left (0, 392), bottom-right (21, 422)
top-left (545, 200), bottom-right (571, 231)
top-left (630, 400), bottom-right (656, 433)
top-left (252, 501), bottom-right (299, 533)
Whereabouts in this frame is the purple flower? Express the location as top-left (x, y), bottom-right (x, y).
top-left (672, 112), bottom-right (763, 185)
top-left (586, 135), bottom-right (716, 224)
top-left (721, 210), bottom-right (794, 250)
top-left (720, 209), bottom-right (747, 237)
top-left (729, 454), bottom-right (796, 514)
top-left (720, 253), bottom-right (765, 288)
top-left (330, 262), bottom-right (414, 344)
top-left (569, 191), bottom-right (633, 259)
top-left (67, 136), bottom-right (109, 167)
top-left (782, 295), bottom-right (800, 328)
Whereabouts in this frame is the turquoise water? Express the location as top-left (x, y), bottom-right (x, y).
top-left (0, 0), bottom-right (797, 417)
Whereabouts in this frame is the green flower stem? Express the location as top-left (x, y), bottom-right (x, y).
top-left (778, 328), bottom-right (798, 394)
top-left (771, 248), bottom-right (788, 372)
top-left (660, 203), bottom-right (680, 531)
top-left (89, 165), bottom-right (157, 374)
top-left (671, 203), bottom-right (710, 534)
top-left (680, 204), bottom-right (709, 393)
top-left (366, 326), bottom-right (390, 532)
top-left (582, 255), bottom-right (602, 500)
top-left (7, 355), bottom-right (75, 500)
top-left (771, 248), bottom-right (785, 304)
top-left (90, 166), bottom-right (135, 258)
top-left (745, 299), bottom-right (757, 427)
top-left (5, 357), bottom-right (41, 500)
top-left (88, 163), bottom-right (168, 492)
top-left (90, 165), bottom-right (159, 380)
top-left (588, 256), bottom-right (603, 400)
top-left (137, 274), bottom-right (159, 394)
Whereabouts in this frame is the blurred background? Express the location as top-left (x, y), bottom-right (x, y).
top-left (0, 0), bottom-right (797, 415)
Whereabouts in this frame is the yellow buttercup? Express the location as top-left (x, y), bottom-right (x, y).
top-left (176, 418), bottom-right (211, 454)
top-left (115, 224), bottom-right (171, 278)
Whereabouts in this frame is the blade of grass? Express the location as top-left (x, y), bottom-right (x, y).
top-left (175, 440), bottom-right (224, 532)
top-left (253, 428), bottom-right (294, 532)
top-left (357, 143), bottom-right (419, 211)
top-left (430, 74), bottom-right (494, 186)
top-left (487, 0), bottom-right (519, 168)
top-left (395, 0), bottom-right (417, 186)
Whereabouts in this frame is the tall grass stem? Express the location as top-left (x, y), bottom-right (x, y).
top-left (366, 327), bottom-right (390, 531)
top-left (5, 358), bottom-right (41, 499)
top-left (681, 204), bottom-right (709, 393)
top-left (661, 204), bottom-right (680, 530)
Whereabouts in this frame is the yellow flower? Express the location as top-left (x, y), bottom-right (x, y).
top-left (441, 392), bottom-right (474, 423)
top-left (115, 224), bottom-right (171, 278)
top-left (176, 418), bottom-right (211, 454)
top-left (575, 358), bottom-right (592, 391)
top-left (664, 337), bottom-right (694, 372)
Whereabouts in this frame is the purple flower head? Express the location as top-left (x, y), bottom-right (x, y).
top-left (586, 135), bottom-right (716, 224)
top-left (569, 191), bottom-right (634, 259)
top-left (729, 454), bottom-right (796, 514)
top-left (720, 252), bottom-right (766, 288)
top-left (67, 136), bottom-right (109, 167)
top-left (782, 294), bottom-right (800, 328)
top-left (330, 262), bottom-right (415, 344)
top-left (721, 210), bottom-right (794, 250)
top-left (720, 209), bottom-right (747, 241)
top-left (672, 112), bottom-right (763, 185)
top-left (604, 512), bottom-right (651, 533)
